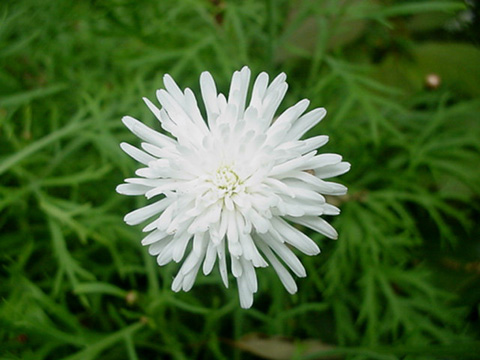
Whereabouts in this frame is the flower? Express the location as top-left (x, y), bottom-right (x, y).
top-left (116, 66), bottom-right (350, 308)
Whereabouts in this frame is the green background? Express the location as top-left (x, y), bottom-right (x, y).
top-left (1, 0), bottom-right (479, 359)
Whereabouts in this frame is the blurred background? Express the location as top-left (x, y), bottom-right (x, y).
top-left (1, 0), bottom-right (479, 359)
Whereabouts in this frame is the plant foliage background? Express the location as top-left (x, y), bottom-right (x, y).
top-left (1, 0), bottom-right (479, 359)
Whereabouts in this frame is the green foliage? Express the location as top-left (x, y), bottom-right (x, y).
top-left (1, 0), bottom-right (479, 359)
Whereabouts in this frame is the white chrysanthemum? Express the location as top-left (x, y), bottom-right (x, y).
top-left (117, 66), bottom-right (350, 308)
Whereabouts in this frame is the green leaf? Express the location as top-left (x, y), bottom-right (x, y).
top-left (73, 282), bottom-right (128, 298)
top-left (0, 84), bottom-right (68, 107)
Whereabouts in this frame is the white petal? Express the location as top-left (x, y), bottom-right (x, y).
top-left (242, 207), bottom-right (270, 234)
top-left (203, 242), bottom-right (217, 275)
top-left (276, 197), bottom-right (305, 216)
top-left (217, 93), bottom-right (227, 113)
top-left (296, 135), bottom-right (329, 154)
top-left (287, 172), bottom-right (348, 195)
top-left (143, 219), bottom-right (159, 232)
top-left (217, 241), bottom-right (229, 288)
top-left (306, 153), bottom-right (342, 169)
top-left (182, 258), bottom-right (203, 291)
top-left (228, 66), bottom-right (250, 120)
top-left (249, 72), bottom-right (269, 110)
top-left (171, 271), bottom-right (184, 292)
top-left (281, 179), bottom-right (326, 203)
top-left (116, 183), bottom-right (150, 196)
top-left (231, 256), bottom-right (243, 278)
top-left (156, 89), bottom-right (186, 126)
top-left (288, 215), bottom-right (338, 240)
top-left (188, 203), bottom-right (222, 233)
top-left (269, 151), bottom-right (316, 177)
top-left (155, 202), bottom-right (176, 231)
top-left (157, 240), bottom-right (176, 265)
top-left (192, 232), bottom-right (207, 257)
top-left (322, 203), bottom-right (340, 215)
top-left (270, 217), bottom-right (320, 255)
top-left (122, 116), bottom-right (175, 148)
top-left (125, 178), bottom-right (169, 187)
top-left (148, 239), bottom-right (169, 256)
top-left (124, 199), bottom-right (170, 225)
top-left (238, 231), bottom-right (268, 267)
top-left (141, 229), bottom-right (169, 246)
top-left (259, 232), bottom-right (306, 277)
top-left (184, 88), bottom-right (210, 135)
top-left (314, 162), bottom-right (351, 179)
top-left (200, 71), bottom-right (219, 123)
top-left (237, 272), bottom-right (254, 309)
top-left (287, 107), bottom-right (327, 140)
top-left (143, 97), bottom-right (162, 121)
top-left (241, 257), bottom-right (258, 293)
top-left (226, 210), bottom-right (240, 250)
top-left (180, 251), bottom-right (201, 276)
top-left (264, 177), bottom-right (295, 197)
top-left (172, 231), bottom-right (192, 263)
top-left (260, 84), bottom-right (288, 125)
top-left (277, 195), bottom-right (326, 216)
top-left (120, 142), bottom-right (156, 165)
top-left (257, 240), bottom-right (297, 294)
top-left (163, 73), bottom-right (185, 105)
top-left (140, 142), bottom-right (165, 158)
top-left (270, 99), bottom-right (310, 130)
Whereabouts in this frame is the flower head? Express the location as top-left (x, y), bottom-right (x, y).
top-left (117, 66), bottom-right (350, 308)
